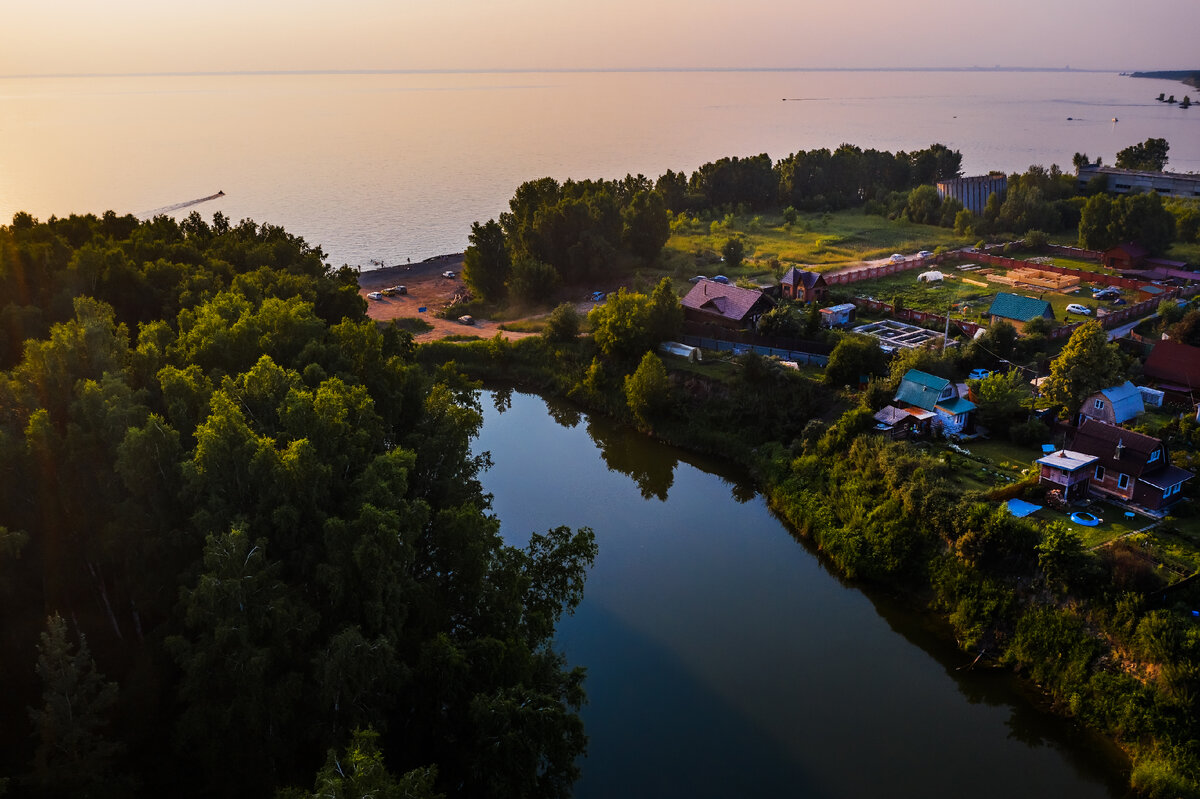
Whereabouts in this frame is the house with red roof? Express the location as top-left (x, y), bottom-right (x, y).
top-left (1069, 419), bottom-right (1192, 512)
top-left (680, 279), bottom-right (776, 331)
top-left (778, 267), bottom-right (828, 304)
top-left (1143, 340), bottom-right (1200, 403)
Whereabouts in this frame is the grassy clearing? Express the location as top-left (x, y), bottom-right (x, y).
top-left (662, 209), bottom-right (966, 276)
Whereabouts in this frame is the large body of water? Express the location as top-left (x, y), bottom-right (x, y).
top-left (474, 389), bottom-right (1129, 798)
top-left (1, 69), bottom-right (1197, 268)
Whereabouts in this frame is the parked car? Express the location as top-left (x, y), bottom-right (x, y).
top-left (366, 291), bottom-right (383, 300)
top-left (968, 368), bottom-right (993, 380)
top-left (1066, 303), bottom-right (1092, 315)
top-left (389, 285), bottom-right (407, 295)
top-left (917, 250), bottom-right (933, 258)
top-left (712, 275), bottom-right (730, 284)
top-left (457, 315), bottom-right (474, 325)
top-left (442, 270), bottom-right (456, 279)
top-left (589, 291), bottom-right (606, 302)
top-left (688, 275), bottom-right (707, 283)
top-left (889, 254), bottom-right (905, 263)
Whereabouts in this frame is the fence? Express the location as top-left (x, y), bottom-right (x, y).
top-left (680, 335), bottom-right (829, 366)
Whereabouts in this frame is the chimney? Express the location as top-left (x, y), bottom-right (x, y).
top-left (1058, 450), bottom-right (1067, 458)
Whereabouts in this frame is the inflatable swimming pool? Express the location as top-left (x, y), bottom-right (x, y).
top-left (1070, 511), bottom-right (1101, 527)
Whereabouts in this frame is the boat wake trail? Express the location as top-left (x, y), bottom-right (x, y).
top-left (139, 190), bottom-right (226, 218)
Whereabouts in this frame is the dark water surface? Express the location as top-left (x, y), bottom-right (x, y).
top-left (473, 389), bottom-right (1130, 799)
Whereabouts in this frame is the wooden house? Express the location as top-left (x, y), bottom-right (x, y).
top-left (986, 292), bottom-right (1054, 333)
top-left (680, 280), bottom-right (776, 331)
top-left (1077, 381), bottom-right (1145, 427)
top-left (1070, 419), bottom-right (1193, 511)
top-left (893, 369), bottom-right (976, 438)
top-left (1143, 340), bottom-right (1200, 403)
top-left (1036, 449), bottom-right (1100, 502)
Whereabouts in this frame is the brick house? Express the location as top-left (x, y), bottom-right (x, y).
top-left (779, 267), bottom-right (828, 304)
top-left (1143, 340), bottom-right (1200, 403)
top-left (1070, 419), bottom-right (1193, 511)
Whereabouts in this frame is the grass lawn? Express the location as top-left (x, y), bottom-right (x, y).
top-left (662, 209), bottom-right (966, 275)
top-left (1037, 501), bottom-right (1144, 548)
top-left (965, 438), bottom-right (1042, 476)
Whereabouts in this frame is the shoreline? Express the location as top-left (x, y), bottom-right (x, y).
top-left (355, 253), bottom-right (465, 290)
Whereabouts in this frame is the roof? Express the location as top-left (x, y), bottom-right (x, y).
top-left (1140, 465), bottom-right (1194, 490)
top-left (1139, 284), bottom-right (1166, 296)
top-left (987, 292), bottom-right (1053, 323)
top-left (935, 397), bottom-right (976, 415)
top-left (874, 406), bottom-right (913, 426)
top-left (1106, 242), bottom-right (1149, 260)
top-left (680, 281), bottom-right (773, 323)
top-left (895, 369), bottom-right (951, 412)
top-left (1071, 418), bottom-right (1166, 480)
top-left (779, 267), bottom-right (825, 291)
top-left (820, 303), bottom-right (857, 314)
top-left (1036, 449), bottom-right (1100, 472)
top-left (1144, 341), bottom-right (1200, 389)
top-left (1095, 381), bottom-right (1146, 424)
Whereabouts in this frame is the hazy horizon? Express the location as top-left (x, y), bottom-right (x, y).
top-left (3, 0), bottom-right (1198, 77)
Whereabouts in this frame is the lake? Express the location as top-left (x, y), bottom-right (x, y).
top-left (1, 69), bottom-right (1197, 268)
top-left (473, 389), bottom-right (1129, 799)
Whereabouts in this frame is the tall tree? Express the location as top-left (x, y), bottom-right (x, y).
top-left (462, 220), bottom-right (511, 302)
top-left (1040, 321), bottom-right (1125, 416)
top-left (1115, 137), bottom-right (1170, 172)
top-left (28, 615), bottom-right (122, 797)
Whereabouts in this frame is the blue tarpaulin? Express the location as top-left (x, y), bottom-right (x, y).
top-left (1006, 498), bottom-right (1043, 518)
top-left (1041, 444), bottom-right (1057, 454)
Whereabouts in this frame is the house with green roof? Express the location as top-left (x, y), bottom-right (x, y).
top-left (987, 292), bottom-right (1054, 333)
top-left (893, 369), bottom-right (976, 438)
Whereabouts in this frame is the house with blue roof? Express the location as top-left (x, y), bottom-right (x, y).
top-left (1078, 381), bottom-right (1145, 427)
top-left (893, 369), bottom-right (976, 437)
top-left (987, 292), bottom-right (1054, 333)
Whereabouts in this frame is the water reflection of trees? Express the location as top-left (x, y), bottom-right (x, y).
top-left (542, 395), bottom-right (582, 429)
top-left (586, 417), bottom-right (676, 501)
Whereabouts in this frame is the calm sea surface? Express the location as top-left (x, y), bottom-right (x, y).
top-left (1, 70), bottom-right (1197, 268)
top-left (474, 390), bottom-right (1129, 798)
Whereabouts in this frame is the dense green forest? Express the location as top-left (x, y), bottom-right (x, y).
top-left (0, 211), bottom-right (596, 798)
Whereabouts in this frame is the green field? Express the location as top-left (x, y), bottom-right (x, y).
top-left (661, 209), bottom-right (966, 278)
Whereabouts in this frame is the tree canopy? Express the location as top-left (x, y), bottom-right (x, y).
top-left (0, 211), bottom-right (597, 799)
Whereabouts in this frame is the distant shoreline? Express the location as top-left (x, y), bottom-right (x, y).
top-left (1129, 70), bottom-right (1200, 89)
top-left (0, 66), bottom-right (1124, 81)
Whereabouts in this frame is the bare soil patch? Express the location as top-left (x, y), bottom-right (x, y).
top-left (357, 254), bottom-right (534, 342)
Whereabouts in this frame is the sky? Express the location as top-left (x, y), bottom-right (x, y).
top-left (3, 0), bottom-right (1198, 76)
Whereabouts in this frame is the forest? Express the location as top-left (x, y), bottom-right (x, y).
top-left (0, 211), bottom-right (596, 798)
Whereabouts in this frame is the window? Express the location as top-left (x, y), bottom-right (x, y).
top-left (1094, 399), bottom-right (1105, 410)
top-left (1118, 473), bottom-right (1130, 490)
top-left (1148, 449), bottom-right (1161, 463)
top-left (1095, 465), bottom-right (1105, 481)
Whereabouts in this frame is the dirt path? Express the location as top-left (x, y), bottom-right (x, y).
top-left (356, 255), bottom-right (536, 343)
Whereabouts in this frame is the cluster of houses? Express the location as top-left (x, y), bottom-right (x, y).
top-left (874, 348), bottom-right (1200, 516)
